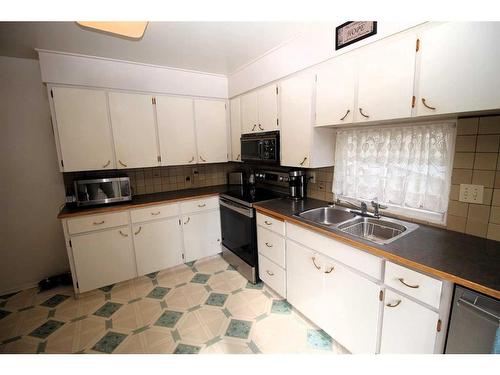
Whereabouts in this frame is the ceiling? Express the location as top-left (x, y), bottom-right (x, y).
top-left (0, 22), bottom-right (308, 74)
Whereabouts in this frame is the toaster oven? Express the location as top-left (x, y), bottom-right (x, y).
top-left (74, 177), bottom-right (132, 206)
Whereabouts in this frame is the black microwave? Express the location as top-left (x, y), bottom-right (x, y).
top-left (241, 131), bottom-right (280, 164)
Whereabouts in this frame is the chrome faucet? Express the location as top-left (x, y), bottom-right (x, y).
top-left (371, 198), bottom-right (387, 219)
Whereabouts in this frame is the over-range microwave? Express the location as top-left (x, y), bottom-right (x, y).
top-left (74, 177), bottom-right (132, 206)
top-left (241, 131), bottom-right (280, 165)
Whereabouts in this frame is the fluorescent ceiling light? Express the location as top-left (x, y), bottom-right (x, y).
top-left (76, 22), bottom-right (148, 39)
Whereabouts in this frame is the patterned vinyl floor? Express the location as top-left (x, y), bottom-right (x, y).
top-left (0, 255), bottom-right (348, 354)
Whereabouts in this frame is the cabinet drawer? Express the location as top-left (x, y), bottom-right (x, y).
top-left (384, 261), bottom-right (443, 309)
top-left (180, 196), bottom-right (219, 214)
top-left (257, 227), bottom-right (285, 268)
top-left (67, 211), bottom-right (129, 235)
top-left (256, 213), bottom-right (285, 236)
top-left (258, 254), bottom-right (286, 298)
top-left (131, 202), bottom-right (179, 223)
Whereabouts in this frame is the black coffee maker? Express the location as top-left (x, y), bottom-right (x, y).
top-left (288, 170), bottom-right (307, 200)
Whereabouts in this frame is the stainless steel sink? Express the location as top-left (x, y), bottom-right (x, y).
top-left (297, 206), bottom-right (357, 226)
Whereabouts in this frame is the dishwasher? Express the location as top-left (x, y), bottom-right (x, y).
top-left (445, 286), bottom-right (500, 354)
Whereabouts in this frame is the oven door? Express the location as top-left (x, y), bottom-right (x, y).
top-left (219, 197), bottom-right (257, 267)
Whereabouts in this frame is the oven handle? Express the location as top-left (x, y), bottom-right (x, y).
top-left (220, 198), bottom-right (254, 218)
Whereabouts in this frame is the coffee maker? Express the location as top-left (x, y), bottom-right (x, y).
top-left (288, 170), bottom-right (307, 200)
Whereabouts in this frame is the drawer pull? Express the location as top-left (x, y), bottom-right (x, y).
top-left (197, 203), bottom-right (206, 208)
top-left (184, 217), bottom-right (190, 225)
top-left (264, 220), bottom-right (273, 226)
top-left (134, 226), bottom-right (142, 235)
top-left (93, 220), bottom-right (105, 225)
top-left (340, 109), bottom-right (350, 121)
top-left (265, 242), bottom-right (273, 248)
top-left (102, 160), bottom-right (111, 168)
top-left (199, 156), bottom-right (206, 162)
top-left (311, 257), bottom-right (321, 270)
top-left (398, 278), bottom-right (420, 289)
top-left (118, 160), bottom-right (128, 167)
top-left (266, 270), bottom-right (274, 276)
top-left (258, 124), bottom-right (264, 131)
top-left (151, 211), bottom-right (161, 216)
top-left (118, 230), bottom-right (128, 237)
top-left (421, 98), bottom-right (436, 110)
top-left (188, 156), bottom-right (195, 163)
top-left (299, 156), bottom-right (308, 166)
top-left (386, 300), bottom-right (402, 308)
top-left (359, 108), bottom-right (370, 118)
top-left (324, 266), bottom-right (334, 274)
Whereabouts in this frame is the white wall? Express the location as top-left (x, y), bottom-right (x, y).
top-left (0, 56), bottom-right (68, 294)
top-left (228, 22), bottom-right (424, 97)
top-left (38, 50), bottom-right (229, 99)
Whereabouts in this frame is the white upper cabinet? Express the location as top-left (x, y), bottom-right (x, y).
top-left (194, 99), bottom-right (228, 163)
top-left (156, 96), bottom-right (197, 166)
top-left (356, 32), bottom-right (417, 123)
top-left (108, 92), bottom-right (159, 169)
top-left (229, 97), bottom-right (242, 162)
top-left (52, 87), bottom-right (115, 172)
top-left (315, 53), bottom-right (357, 126)
top-left (240, 84), bottom-right (278, 133)
top-left (417, 22), bottom-right (500, 116)
top-left (240, 91), bottom-right (258, 134)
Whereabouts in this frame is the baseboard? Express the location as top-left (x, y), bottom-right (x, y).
top-left (0, 281), bottom-right (39, 297)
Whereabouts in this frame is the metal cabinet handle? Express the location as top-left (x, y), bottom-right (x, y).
top-left (386, 300), bottom-right (402, 308)
top-left (421, 98), bottom-right (436, 110)
top-left (359, 108), bottom-right (370, 118)
top-left (398, 278), bottom-right (420, 289)
top-left (340, 109), bottom-right (350, 121)
top-left (102, 160), bottom-right (111, 168)
top-left (199, 156), bottom-right (206, 162)
top-left (265, 242), bottom-right (273, 248)
top-left (118, 160), bottom-right (128, 167)
top-left (252, 124), bottom-right (257, 131)
top-left (264, 220), bottom-right (273, 226)
top-left (184, 217), bottom-right (190, 225)
top-left (198, 203), bottom-right (206, 208)
top-left (151, 211), bottom-right (161, 216)
top-left (93, 220), bottom-right (105, 225)
top-left (236, 154), bottom-right (240, 161)
top-left (188, 156), bottom-right (194, 163)
top-left (266, 270), bottom-right (274, 276)
top-left (119, 230), bottom-right (128, 237)
top-left (134, 226), bottom-right (142, 235)
top-left (258, 124), bottom-right (264, 131)
top-left (311, 257), bottom-right (321, 270)
top-left (299, 157), bottom-right (308, 166)
top-left (324, 266), bottom-right (334, 274)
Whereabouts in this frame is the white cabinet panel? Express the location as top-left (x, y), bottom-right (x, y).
top-left (194, 99), bottom-right (228, 163)
top-left (241, 91), bottom-right (258, 134)
top-left (156, 96), bottom-right (197, 166)
top-left (108, 92), bottom-right (159, 169)
top-left (132, 218), bottom-right (183, 276)
top-left (182, 210), bottom-right (222, 263)
top-left (52, 87), bottom-right (115, 172)
top-left (257, 227), bottom-right (285, 268)
top-left (315, 53), bottom-right (357, 126)
top-left (357, 32), bottom-right (416, 123)
top-left (67, 211), bottom-right (129, 235)
top-left (256, 213), bottom-right (285, 236)
top-left (180, 196), bottom-right (219, 214)
top-left (258, 253), bottom-right (286, 297)
top-left (71, 227), bottom-right (136, 293)
top-left (417, 22), bottom-right (500, 116)
top-left (229, 97), bottom-right (242, 161)
top-left (130, 202), bottom-right (179, 224)
top-left (257, 84), bottom-right (278, 131)
top-left (380, 289), bottom-right (439, 354)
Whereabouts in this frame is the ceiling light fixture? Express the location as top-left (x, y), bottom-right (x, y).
top-left (76, 21), bottom-right (148, 39)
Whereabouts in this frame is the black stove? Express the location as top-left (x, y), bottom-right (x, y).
top-left (221, 186), bottom-right (284, 207)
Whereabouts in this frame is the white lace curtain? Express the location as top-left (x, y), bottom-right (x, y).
top-left (333, 122), bottom-right (456, 221)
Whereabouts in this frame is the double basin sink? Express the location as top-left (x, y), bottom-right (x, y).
top-left (295, 205), bottom-right (419, 245)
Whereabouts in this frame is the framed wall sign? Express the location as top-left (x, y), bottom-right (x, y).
top-left (335, 21), bottom-right (377, 50)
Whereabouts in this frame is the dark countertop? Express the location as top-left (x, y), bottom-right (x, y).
top-left (58, 185), bottom-right (228, 218)
top-left (254, 197), bottom-right (500, 299)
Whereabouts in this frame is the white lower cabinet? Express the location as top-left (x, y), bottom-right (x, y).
top-left (132, 218), bottom-right (183, 276)
top-left (380, 289), bottom-right (440, 354)
top-left (71, 227), bottom-right (137, 293)
top-left (182, 210), bottom-right (222, 263)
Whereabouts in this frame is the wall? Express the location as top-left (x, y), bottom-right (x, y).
top-left (0, 56), bottom-right (68, 294)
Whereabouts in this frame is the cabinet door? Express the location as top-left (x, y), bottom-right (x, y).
top-left (132, 218), bottom-right (183, 276)
top-left (230, 97), bottom-right (242, 162)
top-left (315, 53), bottom-right (357, 126)
top-left (240, 91), bottom-right (258, 134)
top-left (380, 289), bottom-right (439, 354)
top-left (194, 99), bottom-right (228, 163)
top-left (182, 210), bottom-right (222, 263)
top-left (257, 84), bottom-right (278, 131)
top-left (321, 257), bottom-right (381, 354)
top-left (357, 32), bottom-right (416, 123)
top-left (280, 74), bottom-right (313, 167)
top-left (52, 87), bottom-right (115, 172)
top-left (417, 22), bottom-right (500, 116)
top-left (108, 92), bottom-right (159, 169)
top-left (156, 96), bottom-right (197, 166)
top-left (286, 240), bottom-right (324, 327)
top-left (71, 227), bottom-right (136, 293)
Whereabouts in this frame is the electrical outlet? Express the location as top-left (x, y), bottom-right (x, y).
top-left (308, 171), bottom-right (316, 184)
top-left (459, 184), bottom-right (484, 204)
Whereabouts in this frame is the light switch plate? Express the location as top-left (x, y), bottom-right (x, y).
top-left (459, 184), bottom-right (484, 203)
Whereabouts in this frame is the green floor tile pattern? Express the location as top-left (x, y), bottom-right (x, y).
top-left (29, 320), bottom-right (65, 339)
top-left (154, 310), bottom-right (183, 328)
top-left (40, 294), bottom-right (70, 308)
top-left (94, 302), bottom-right (123, 318)
top-left (92, 332), bottom-right (128, 353)
top-left (146, 286), bottom-right (170, 299)
top-left (225, 319), bottom-right (252, 339)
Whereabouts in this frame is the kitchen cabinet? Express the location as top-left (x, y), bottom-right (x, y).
top-left (241, 84), bottom-right (278, 133)
top-left (132, 218), bottom-right (184, 276)
top-left (71, 227), bottom-right (137, 293)
top-left (194, 99), bottom-right (228, 163)
top-left (156, 96), bottom-right (198, 166)
top-left (417, 22), bottom-right (500, 116)
top-left (280, 73), bottom-right (336, 168)
top-left (356, 32), bottom-right (416, 123)
top-left (108, 92), bottom-right (159, 169)
top-left (51, 87), bottom-right (115, 172)
top-left (182, 210), bottom-right (222, 263)
top-left (315, 53), bottom-right (357, 126)
top-left (229, 97), bottom-right (242, 162)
